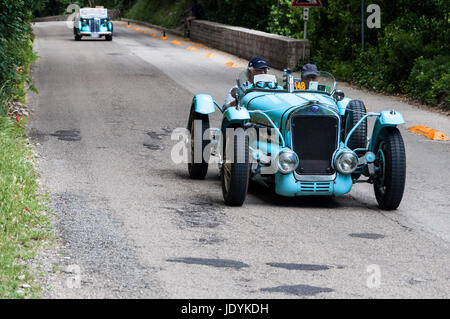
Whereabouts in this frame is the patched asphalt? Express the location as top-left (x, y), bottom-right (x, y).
top-left (29, 22), bottom-right (450, 298)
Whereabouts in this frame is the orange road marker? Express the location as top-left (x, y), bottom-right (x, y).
top-left (150, 33), bottom-right (157, 37)
top-left (142, 30), bottom-right (147, 34)
top-left (133, 27), bottom-right (140, 31)
top-left (126, 25), bottom-right (131, 28)
top-left (225, 62), bottom-right (239, 68)
top-left (160, 36), bottom-right (168, 40)
top-left (203, 53), bottom-right (217, 58)
top-left (186, 46), bottom-right (198, 51)
top-left (172, 40), bottom-right (183, 45)
top-left (408, 125), bottom-right (450, 141)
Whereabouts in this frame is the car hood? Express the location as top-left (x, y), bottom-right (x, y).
top-left (242, 91), bottom-right (337, 128)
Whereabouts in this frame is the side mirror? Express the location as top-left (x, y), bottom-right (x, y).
top-left (334, 90), bottom-right (345, 102)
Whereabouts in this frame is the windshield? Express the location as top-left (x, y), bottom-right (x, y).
top-left (291, 70), bottom-right (336, 94)
top-left (236, 69), bottom-right (337, 95)
top-left (80, 8), bottom-right (108, 18)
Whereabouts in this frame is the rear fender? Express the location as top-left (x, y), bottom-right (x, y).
top-left (369, 110), bottom-right (405, 151)
top-left (336, 97), bottom-right (352, 116)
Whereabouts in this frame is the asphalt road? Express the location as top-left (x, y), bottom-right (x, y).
top-left (29, 21), bottom-right (450, 298)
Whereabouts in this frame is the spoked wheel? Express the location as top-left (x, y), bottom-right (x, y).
top-left (187, 113), bottom-right (210, 179)
top-left (344, 100), bottom-right (368, 180)
top-left (221, 128), bottom-right (250, 206)
top-left (373, 127), bottom-right (406, 210)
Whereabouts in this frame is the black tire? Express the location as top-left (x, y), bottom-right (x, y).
top-left (344, 100), bottom-right (367, 180)
top-left (221, 128), bottom-right (250, 206)
top-left (105, 35), bottom-right (112, 41)
top-left (373, 127), bottom-right (406, 210)
top-left (344, 100), bottom-right (367, 150)
top-left (187, 113), bottom-right (209, 179)
top-left (74, 35), bottom-right (81, 41)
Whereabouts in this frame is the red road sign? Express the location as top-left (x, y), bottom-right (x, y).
top-left (291, 0), bottom-right (322, 7)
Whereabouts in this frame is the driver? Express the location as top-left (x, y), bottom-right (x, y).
top-left (222, 56), bottom-right (269, 110)
top-left (301, 63), bottom-right (319, 89)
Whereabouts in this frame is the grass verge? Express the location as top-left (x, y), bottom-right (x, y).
top-left (0, 35), bottom-right (52, 297)
top-left (0, 114), bottom-right (52, 298)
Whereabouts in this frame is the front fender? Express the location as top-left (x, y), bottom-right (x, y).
top-left (369, 110), bottom-right (405, 150)
top-left (220, 107), bottom-right (251, 132)
top-left (187, 94), bottom-right (216, 129)
top-left (223, 107), bottom-right (251, 123)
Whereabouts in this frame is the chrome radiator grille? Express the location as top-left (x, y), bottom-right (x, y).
top-left (88, 19), bottom-right (100, 32)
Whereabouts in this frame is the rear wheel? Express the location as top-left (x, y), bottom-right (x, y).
top-left (221, 128), bottom-right (250, 206)
top-left (105, 35), bottom-right (112, 41)
top-left (344, 100), bottom-right (367, 150)
top-left (74, 35), bottom-right (81, 41)
top-left (187, 113), bottom-right (210, 179)
top-left (373, 127), bottom-right (406, 210)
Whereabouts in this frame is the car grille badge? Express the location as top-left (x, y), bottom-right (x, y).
top-left (310, 105), bottom-right (320, 112)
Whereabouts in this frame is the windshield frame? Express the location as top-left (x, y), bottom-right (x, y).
top-left (236, 69), bottom-right (337, 96)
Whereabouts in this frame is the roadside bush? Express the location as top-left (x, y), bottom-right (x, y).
top-left (407, 55), bottom-right (450, 108)
top-left (126, 0), bottom-right (189, 28)
top-left (0, 0), bottom-right (39, 112)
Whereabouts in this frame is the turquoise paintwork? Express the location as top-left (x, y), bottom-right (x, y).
top-left (369, 110), bottom-right (405, 151)
top-left (223, 107), bottom-right (251, 122)
top-left (337, 97), bottom-right (352, 116)
top-left (275, 172), bottom-right (352, 197)
top-left (193, 94), bottom-right (215, 115)
top-left (188, 71), bottom-right (405, 200)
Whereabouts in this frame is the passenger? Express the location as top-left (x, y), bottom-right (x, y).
top-left (301, 63), bottom-right (319, 89)
top-left (223, 56), bottom-right (269, 110)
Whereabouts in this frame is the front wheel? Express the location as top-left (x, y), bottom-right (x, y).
top-left (221, 128), bottom-right (250, 206)
top-left (373, 127), bottom-right (406, 210)
top-left (187, 113), bottom-right (210, 179)
top-left (105, 35), bottom-right (112, 41)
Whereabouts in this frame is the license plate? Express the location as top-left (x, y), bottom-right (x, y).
top-left (91, 33), bottom-right (100, 38)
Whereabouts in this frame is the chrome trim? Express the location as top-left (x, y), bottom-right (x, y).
top-left (288, 104), bottom-right (341, 178)
top-left (286, 103), bottom-right (341, 132)
top-left (80, 32), bottom-right (111, 35)
top-left (294, 173), bottom-right (336, 181)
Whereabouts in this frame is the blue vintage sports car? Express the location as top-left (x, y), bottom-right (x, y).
top-left (73, 7), bottom-right (113, 41)
top-left (187, 69), bottom-right (406, 210)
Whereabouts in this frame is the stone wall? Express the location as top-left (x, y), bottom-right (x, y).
top-left (190, 20), bottom-right (309, 70)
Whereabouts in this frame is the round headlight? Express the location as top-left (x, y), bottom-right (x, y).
top-left (335, 151), bottom-right (358, 174)
top-left (276, 150), bottom-right (299, 174)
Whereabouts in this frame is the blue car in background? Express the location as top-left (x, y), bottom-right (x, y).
top-left (187, 69), bottom-right (406, 210)
top-left (74, 7), bottom-right (113, 41)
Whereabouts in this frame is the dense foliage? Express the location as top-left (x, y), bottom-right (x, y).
top-left (125, 0), bottom-right (449, 108)
top-left (20, 0), bottom-right (450, 109)
top-left (0, 0), bottom-right (40, 108)
top-left (32, 0), bottom-right (136, 17)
